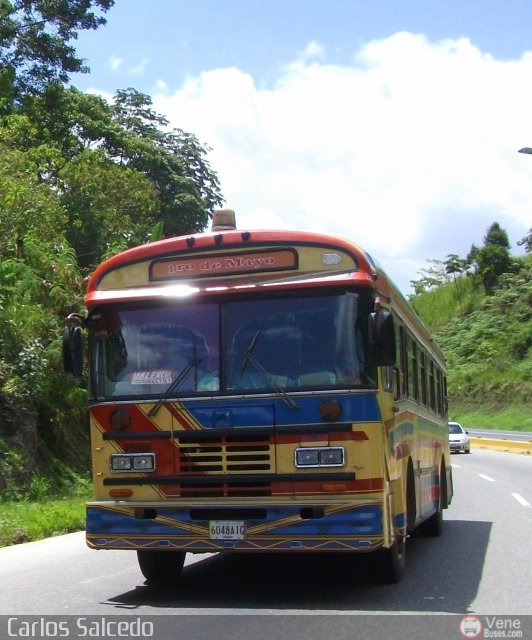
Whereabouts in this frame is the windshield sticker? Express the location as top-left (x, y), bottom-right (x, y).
top-left (129, 370), bottom-right (172, 385)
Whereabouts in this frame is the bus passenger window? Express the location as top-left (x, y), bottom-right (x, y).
top-left (420, 351), bottom-right (428, 405)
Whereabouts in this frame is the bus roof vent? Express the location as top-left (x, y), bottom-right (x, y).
top-left (211, 209), bottom-right (236, 231)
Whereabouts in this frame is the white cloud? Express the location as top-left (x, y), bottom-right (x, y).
top-left (130, 57), bottom-right (150, 76)
top-left (153, 33), bottom-right (532, 292)
top-left (109, 55), bottom-right (123, 71)
top-left (298, 40), bottom-right (325, 60)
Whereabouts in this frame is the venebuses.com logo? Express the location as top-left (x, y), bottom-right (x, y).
top-left (459, 615), bottom-right (524, 639)
top-left (460, 617), bottom-right (483, 638)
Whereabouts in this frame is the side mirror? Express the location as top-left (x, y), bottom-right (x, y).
top-left (370, 310), bottom-right (396, 367)
top-left (63, 325), bottom-right (83, 379)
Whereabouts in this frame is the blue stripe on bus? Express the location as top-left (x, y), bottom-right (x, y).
top-left (184, 392), bottom-right (381, 428)
top-left (86, 504), bottom-right (383, 538)
top-left (394, 512), bottom-right (406, 528)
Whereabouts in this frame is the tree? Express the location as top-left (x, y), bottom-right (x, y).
top-left (3, 86), bottom-right (224, 270)
top-left (15, 86), bottom-right (224, 259)
top-left (484, 222), bottom-right (511, 249)
top-left (444, 253), bottom-right (468, 310)
top-left (466, 244), bottom-right (479, 269)
top-left (58, 149), bottom-right (159, 269)
top-left (0, 143), bottom-right (67, 257)
top-left (517, 228), bottom-right (532, 254)
top-left (476, 222), bottom-right (514, 294)
top-left (108, 88), bottom-right (224, 235)
top-left (0, 0), bottom-right (114, 108)
top-left (410, 259), bottom-right (450, 294)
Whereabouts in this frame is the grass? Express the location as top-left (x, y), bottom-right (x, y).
top-left (0, 496), bottom-right (87, 547)
top-left (449, 403), bottom-right (532, 431)
top-left (411, 277), bottom-right (483, 331)
top-left (0, 470), bottom-right (91, 547)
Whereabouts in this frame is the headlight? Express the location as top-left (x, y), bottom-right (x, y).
top-left (319, 448), bottom-right (344, 465)
top-left (296, 449), bottom-right (320, 466)
top-left (295, 447), bottom-right (345, 468)
top-left (110, 453), bottom-right (156, 473)
top-left (133, 455), bottom-right (156, 471)
top-left (111, 455), bottom-right (132, 471)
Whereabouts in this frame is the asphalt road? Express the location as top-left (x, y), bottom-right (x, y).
top-left (0, 448), bottom-right (530, 639)
top-left (467, 428), bottom-right (532, 442)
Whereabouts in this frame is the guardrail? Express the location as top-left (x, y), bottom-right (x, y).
top-left (469, 436), bottom-right (532, 455)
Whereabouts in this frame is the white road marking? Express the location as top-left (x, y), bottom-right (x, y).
top-left (478, 474), bottom-right (495, 482)
top-left (511, 493), bottom-right (530, 507)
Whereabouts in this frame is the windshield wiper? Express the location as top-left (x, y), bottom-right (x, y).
top-left (148, 356), bottom-right (203, 417)
top-left (238, 331), bottom-right (299, 411)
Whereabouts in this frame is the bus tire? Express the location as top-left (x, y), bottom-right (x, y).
top-left (377, 535), bottom-right (406, 584)
top-left (137, 550), bottom-right (186, 584)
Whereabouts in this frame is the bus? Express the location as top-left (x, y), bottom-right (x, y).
top-left (63, 209), bottom-right (452, 584)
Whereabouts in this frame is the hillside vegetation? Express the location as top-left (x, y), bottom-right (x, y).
top-left (411, 237), bottom-right (532, 430)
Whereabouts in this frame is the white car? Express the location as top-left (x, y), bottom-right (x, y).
top-left (448, 421), bottom-right (470, 454)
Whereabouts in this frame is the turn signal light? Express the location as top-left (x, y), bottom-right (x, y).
top-left (109, 489), bottom-right (133, 498)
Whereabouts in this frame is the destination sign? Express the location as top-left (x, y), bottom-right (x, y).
top-left (150, 248), bottom-right (298, 281)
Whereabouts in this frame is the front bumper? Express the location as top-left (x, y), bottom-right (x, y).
top-left (449, 442), bottom-right (469, 452)
top-left (86, 501), bottom-right (391, 553)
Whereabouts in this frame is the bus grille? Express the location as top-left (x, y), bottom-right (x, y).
top-left (176, 434), bottom-right (273, 475)
top-left (179, 481), bottom-right (272, 498)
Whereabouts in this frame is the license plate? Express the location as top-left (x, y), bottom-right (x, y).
top-left (209, 520), bottom-right (246, 540)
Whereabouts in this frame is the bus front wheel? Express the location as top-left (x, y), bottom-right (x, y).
top-left (137, 550), bottom-right (186, 584)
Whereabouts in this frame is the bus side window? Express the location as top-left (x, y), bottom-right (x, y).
top-left (399, 325), bottom-right (408, 398)
top-left (419, 350), bottom-right (428, 406)
top-left (436, 368), bottom-right (443, 415)
top-left (411, 340), bottom-right (419, 401)
top-left (429, 361), bottom-right (436, 410)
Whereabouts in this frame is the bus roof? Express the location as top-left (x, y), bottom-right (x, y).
top-left (86, 227), bottom-right (381, 303)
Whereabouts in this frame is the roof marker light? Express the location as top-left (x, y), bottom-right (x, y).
top-left (211, 209), bottom-right (236, 231)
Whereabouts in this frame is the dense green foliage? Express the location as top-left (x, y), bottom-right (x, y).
top-left (411, 238), bottom-right (532, 430)
top-left (0, 0), bottom-right (114, 106)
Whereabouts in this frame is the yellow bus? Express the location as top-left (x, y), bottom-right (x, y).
top-left (63, 209), bottom-right (452, 584)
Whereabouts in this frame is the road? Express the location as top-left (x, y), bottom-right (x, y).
top-left (0, 449), bottom-right (530, 639)
top-left (467, 428), bottom-right (532, 442)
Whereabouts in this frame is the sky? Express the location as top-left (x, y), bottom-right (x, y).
top-left (72, 0), bottom-right (532, 293)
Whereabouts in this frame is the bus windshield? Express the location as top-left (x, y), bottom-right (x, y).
top-left (88, 292), bottom-right (376, 399)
